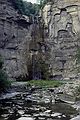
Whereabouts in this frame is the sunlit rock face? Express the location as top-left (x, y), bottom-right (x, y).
top-left (42, 3), bottom-right (51, 27)
top-left (0, 0), bottom-right (32, 79)
top-left (43, 0), bottom-right (80, 37)
top-left (42, 0), bottom-right (80, 80)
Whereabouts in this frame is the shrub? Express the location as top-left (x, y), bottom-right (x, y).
top-left (0, 55), bottom-right (10, 92)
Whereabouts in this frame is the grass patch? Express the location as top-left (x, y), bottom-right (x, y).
top-left (27, 80), bottom-right (63, 88)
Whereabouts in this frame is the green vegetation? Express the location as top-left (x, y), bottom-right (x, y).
top-left (23, 1), bottom-right (39, 16)
top-left (75, 46), bottom-right (80, 72)
top-left (0, 55), bottom-right (11, 92)
top-left (13, 0), bottom-right (51, 16)
top-left (13, 0), bottom-right (40, 16)
top-left (14, 0), bottom-right (25, 14)
top-left (27, 80), bottom-right (63, 88)
top-left (76, 48), bottom-right (80, 64)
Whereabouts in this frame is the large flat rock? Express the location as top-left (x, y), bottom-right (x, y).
top-left (70, 115), bottom-right (80, 120)
top-left (0, 92), bottom-right (20, 100)
top-left (17, 117), bottom-right (34, 120)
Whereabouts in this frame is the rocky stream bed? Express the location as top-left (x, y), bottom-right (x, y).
top-left (0, 82), bottom-right (80, 120)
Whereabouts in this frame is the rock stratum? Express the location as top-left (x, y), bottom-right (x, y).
top-left (0, 0), bottom-right (32, 79)
top-left (0, 0), bottom-right (80, 80)
top-left (42, 0), bottom-right (80, 80)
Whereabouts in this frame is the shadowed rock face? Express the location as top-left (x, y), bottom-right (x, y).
top-left (0, 0), bottom-right (44, 80)
top-left (42, 0), bottom-right (80, 80)
top-left (0, 0), bottom-right (32, 79)
top-left (0, 0), bottom-right (80, 80)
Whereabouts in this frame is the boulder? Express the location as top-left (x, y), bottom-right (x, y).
top-left (17, 117), bottom-right (34, 120)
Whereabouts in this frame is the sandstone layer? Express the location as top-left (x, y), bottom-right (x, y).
top-left (42, 0), bottom-right (80, 80)
top-left (0, 0), bottom-right (32, 79)
top-left (1, 0), bottom-right (80, 80)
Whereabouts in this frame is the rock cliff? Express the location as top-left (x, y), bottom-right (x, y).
top-left (42, 0), bottom-right (80, 80)
top-left (0, 0), bottom-right (80, 81)
top-left (0, 0), bottom-right (32, 79)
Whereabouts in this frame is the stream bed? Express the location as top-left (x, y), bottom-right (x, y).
top-left (0, 84), bottom-right (79, 120)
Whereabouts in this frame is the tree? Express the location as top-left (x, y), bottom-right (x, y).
top-left (13, 0), bottom-right (40, 16)
top-left (13, 0), bottom-right (25, 14)
top-left (0, 55), bottom-right (10, 92)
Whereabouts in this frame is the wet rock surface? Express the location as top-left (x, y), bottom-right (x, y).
top-left (0, 82), bottom-right (79, 120)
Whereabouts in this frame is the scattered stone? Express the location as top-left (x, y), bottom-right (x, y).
top-left (62, 114), bottom-right (66, 118)
top-left (38, 117), bottom-right (45, 120)
top-left (17, 117), bottom-right (34, 120)
top-left (0, 84), bottom-right (78, 120)
top-left (22, 114), bottom-right (31, 117)
top-left (40, 113), bottom-right (50, 117)
top-left (44, 110), bottom-right (51, 113)
top-left (18, 110), bottom-right (25, 115)
top-left (51, 113), bottom-right (62, 117)
top-left (1, 114), bottom-right (9, 118)
top-left (33, 114), bottom-right (39, 117)
top-left (58, 115), bottom-right (61, 118)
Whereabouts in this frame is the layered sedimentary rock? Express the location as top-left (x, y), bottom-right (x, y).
top-left (42, 0), bottom-right (80, 80)
top-left (1, 0), bottom-right (80, 80)
top-left (0, 0), bottom-right (32, 79)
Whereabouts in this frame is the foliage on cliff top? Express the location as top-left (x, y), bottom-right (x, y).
top-left (13, 0), bottom-right (51, 16)
top-left (13, 0), bottom-right (40, 16)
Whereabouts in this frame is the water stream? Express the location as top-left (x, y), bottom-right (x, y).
top-left (0, 88), bottom-right (78, 120)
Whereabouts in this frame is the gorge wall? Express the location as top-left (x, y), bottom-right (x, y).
top-left (42, 0), bottom-right (80, 80)
top-left (0, 0), bottom-right (32, 80)
top-left (0, 0), bottom-right (80, 80)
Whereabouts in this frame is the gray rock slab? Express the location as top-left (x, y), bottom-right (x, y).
top-left (70, 115), bottom-right (80, 120)
top-left (17, 117), bottom-right (34, 120)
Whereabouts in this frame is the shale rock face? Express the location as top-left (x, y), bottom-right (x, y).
top-left (0, 0), bottom-right (32, 79)
top-left (0, 0), bottom-right (80, 80)
top-left (42, 0), bottom-right (80, 80)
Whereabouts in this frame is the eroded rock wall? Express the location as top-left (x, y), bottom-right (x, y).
top-left (42, 0), bottom-right (80, 80)
top-left (0, 0), bottom-right (32, 79)
top-left (1, 0), bottom-right (80, 81)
